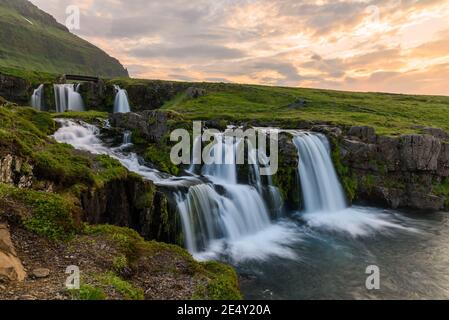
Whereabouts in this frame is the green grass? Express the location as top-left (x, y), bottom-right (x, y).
top-left (0, 183), bottom-right (77, 240)
top-left (0, 0), bottom-right (127, 78)
top-left (161, 83), bottom-right (449, 135)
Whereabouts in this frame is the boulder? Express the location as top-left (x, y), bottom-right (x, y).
top-left (32, 268), bottom-right (50, 279)
top-left (0, 223), bottom-right (26, 282)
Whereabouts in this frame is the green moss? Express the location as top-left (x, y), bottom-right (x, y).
top-left (97, 272), bottom-right (144, 300)
top-left (84, 224), bottom-right (143, 257)
top-left (112, 255), bottom-right (128, 273)
top-left (193, 261), bottom-right (242, 300)
top-left (272, 165), bottom-right (300, 208)
top-left (0, 106), bottom-right (55, 155)
top-left (331, 141), bottom-right (358, 202)
top-left (0, 183), bottom-right (77, 240)
top-left (144, 144), bottom-right (180, 176)
top-left (71, 284), bottom-right (106, 301)
top-left (94, 155), bottom-right (129, 188)
top-left (34, 143), bottom-right (95, 187)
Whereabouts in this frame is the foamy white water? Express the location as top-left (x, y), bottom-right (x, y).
top-left (53, 120), bottom-right (297, 261)
top-left (292, 131), bottom-right (414, 236)
top-left (31, 84), bottom-right (44, 110)
top-left (113, 85), bottom-right (131, 113)
top-left (54, 84), bottom-right (85, 112)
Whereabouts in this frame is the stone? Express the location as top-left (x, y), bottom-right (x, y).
top-left (286, 98), bottom-right (307, 109)
top-left (186, 87), bottom-right (206, 99)
top-left (0, 223), bottom-right (26, 282)
top-left (347, 126), bottom-right (377, 143)
top-left (422, 127), bottom-right (449, 141)
top-left (399, 135), bottom-right (441, 171)
top-left (32, 268), bottom-right (50, 278)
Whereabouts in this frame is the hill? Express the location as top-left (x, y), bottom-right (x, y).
top-left (0, 0), bottom-right (128, 77)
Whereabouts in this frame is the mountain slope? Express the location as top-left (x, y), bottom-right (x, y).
top-left (0, 0), bottom-right (128, 77)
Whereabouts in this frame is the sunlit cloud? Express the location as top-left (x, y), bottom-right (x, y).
top-left (29, 0), bottom-right (449, 95)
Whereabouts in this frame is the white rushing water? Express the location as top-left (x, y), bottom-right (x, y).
top-left (178, 133), bottom-right (294, 260)
top-left (54, 84), bottom-right (85, 112)
top-left (292, 131), bottom-right (415, 236)
top-left (113, 85), bottom-right (131, 113)
top-left (30, 84), bottom-right (44, 111)
top-left (53, 120), bottom-right (297, 261)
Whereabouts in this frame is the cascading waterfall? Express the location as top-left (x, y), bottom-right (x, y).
top-left (30, 84), bottom-right (44, 110)
top-left (113, 85), bottom-right (131, 113)
top-left (292, 131), bottom-right (410, 237)
top-left (54, 84), bottom-right (85, 112)
top-left (53, 120), bottom-right (297, 261)
top-left (293, 132), bottom-right (347, 213)
top-left (177, 133), bottom-right (277, 256)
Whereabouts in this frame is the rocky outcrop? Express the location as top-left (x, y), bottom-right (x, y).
top-left (115, 81), bottom-right (189, 112)
top-left (0, 73), bottom-right (32, 105)
top-left (337, 126), bottom-right (449, 211)
top-left (109, 110), bottom-right (180, 143)
top-left (80, 175), bottom-right (182, 246)
top-left (0, 223), bottom-right (26, 282)
top-left (0, 155), bottom-right (33, 189)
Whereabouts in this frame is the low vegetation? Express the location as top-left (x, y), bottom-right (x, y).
top-left (160, 82), bottom-right (449, 136)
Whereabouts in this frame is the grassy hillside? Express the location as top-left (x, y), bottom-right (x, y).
top-left (0, 0), bottom-right (128, 77)
top-left (160, 82), bottom-right (449, 135)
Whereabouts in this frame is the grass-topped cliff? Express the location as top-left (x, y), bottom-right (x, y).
top-left (0, 104), bottom-right (241, 300)
top-left (0, 0), bottom-right (128, 77)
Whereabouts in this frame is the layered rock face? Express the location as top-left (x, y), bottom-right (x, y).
top-left (0, 155), bottom-right (33, 189)
top-left (338, 126), bottom-right (449, 211)
top-left (0, 74), bottom-right (31, 105)
top-left (80, 176), bottom-right (182, 246)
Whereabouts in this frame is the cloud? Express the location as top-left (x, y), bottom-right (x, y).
top-left (128, 44), bottom-right (245, 60)
top-left (28, 0), bottom-right (449, 95)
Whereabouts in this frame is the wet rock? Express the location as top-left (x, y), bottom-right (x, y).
top-left (0, 223), bottom-right (26, 282)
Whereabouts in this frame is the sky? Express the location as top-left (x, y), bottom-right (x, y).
top-left (29, 0), bottom-right (449, 95)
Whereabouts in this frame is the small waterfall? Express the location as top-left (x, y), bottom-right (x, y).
top-left (113, 85), bottom-right (131, 113)
top-left (30, 84), bottom-right (44, 110)
top-left (293, 132), bottom-right (346, 213)
top-left (123, 131), bottom-right (132, 145)
top-left (54, 84), bottom-right (85, 112)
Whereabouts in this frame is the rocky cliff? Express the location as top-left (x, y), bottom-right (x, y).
top-left (335, 126), bottom-right (449, 211)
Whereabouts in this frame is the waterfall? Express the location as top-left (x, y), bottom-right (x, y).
top-left (113, 85), bottom-right (131, 113)
top-left (123, 131), bottom-right (132, 145)
top-left (54, 84), bottom-right (85, 112)
top-left (53, 120), bottom-right (297, 261)
top-left (30, 84), bottom-right (44, 110)
top-left (293, 132), bottom-right (347, 213)
top-left (177, 133), bottom-right (275, 254)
